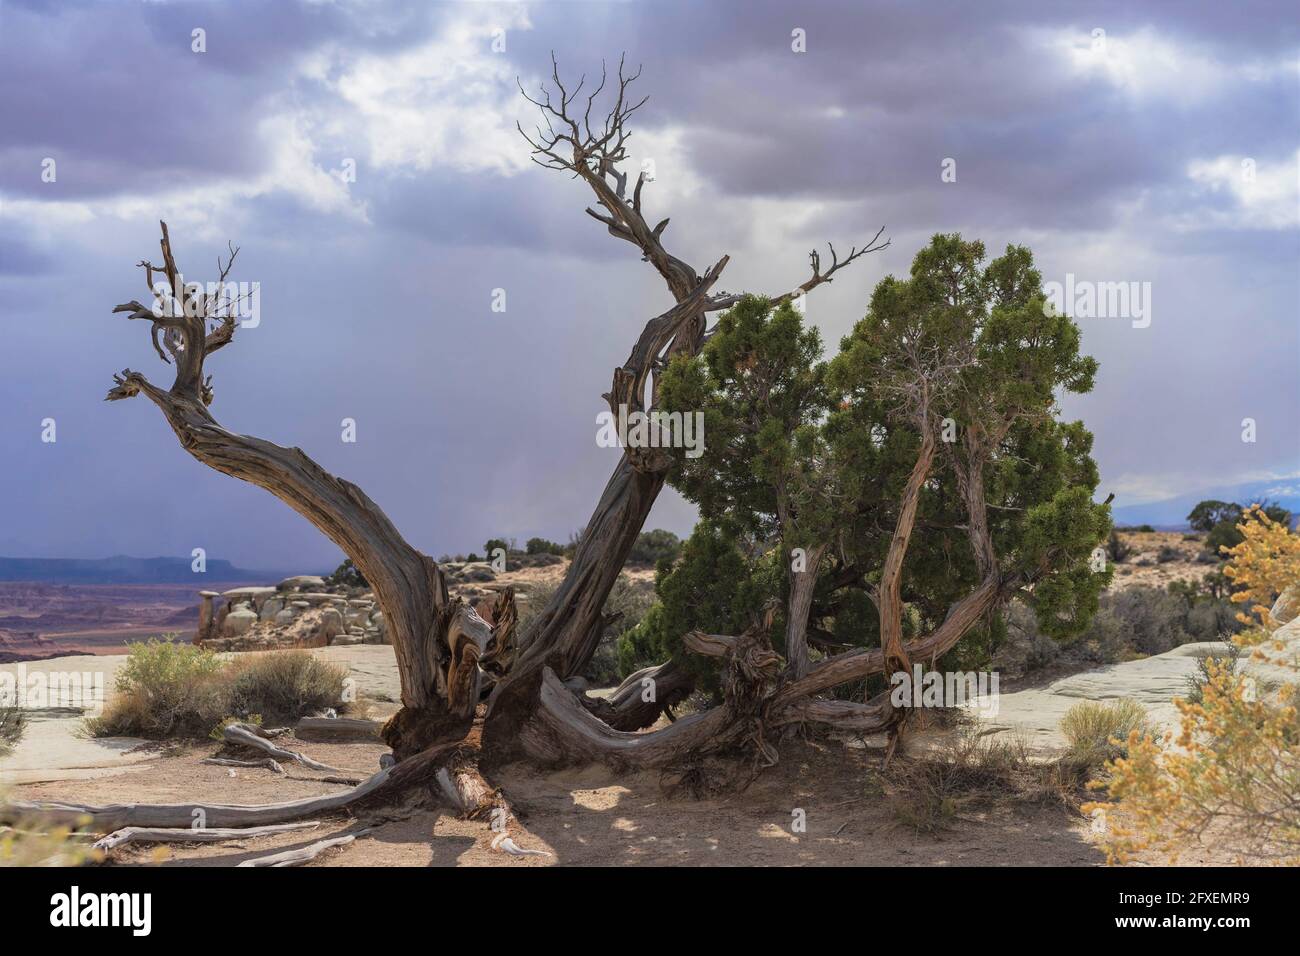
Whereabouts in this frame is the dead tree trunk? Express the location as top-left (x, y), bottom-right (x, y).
top-left (485, 56), bottom-right (888, 756)
top-left (94, 56), bottom-right (891, 801)
top-left (104, 224), bottom-right (514, 761)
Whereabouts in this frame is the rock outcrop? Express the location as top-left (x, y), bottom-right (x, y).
top-left (198, 576), bottom-right (387, 652)
top-left (194, 561), bottom-right (521, 652)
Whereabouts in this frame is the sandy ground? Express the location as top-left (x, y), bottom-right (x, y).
top-left (10, 734), bottom-right (1105, 867)
top-left (1, 645), bottom-right (1110, 866)
top-left (1108, 530), bottom-right (1213, 590)
top-left (1, 544), bottom-right (1279, 868)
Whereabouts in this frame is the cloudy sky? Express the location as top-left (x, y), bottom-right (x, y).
top-left (1, 0), bottom-right (1296, 569)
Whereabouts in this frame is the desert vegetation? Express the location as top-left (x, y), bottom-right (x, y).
top-left (17, 55), bottom-right (1294, 870)
top-left (0, 706), bottom-right (23, 756)
top-left (1086, 507), bottom-right (1300, 864)
top-left (87, 641), bottom-right (347, 739)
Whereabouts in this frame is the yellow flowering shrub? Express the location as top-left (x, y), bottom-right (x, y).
top-left (1221, 504), bottom-right (1300, 628)
top-left (1084, 510), bottom-right (1300, 864)
top-left (0, 801), bottom-right (100, 867)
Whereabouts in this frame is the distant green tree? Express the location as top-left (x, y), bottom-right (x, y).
top-left (627, 529), bottom-right (683, 566)
top-left (326, 557), bottom-right (368, 589)
top-left (525, 537), bottom-right (565, 556)
top-left (1191, 499), bottom-right (1292, 557)
top-left (483, 537), bottom-right (514, 557)
top-left (1188, 500), bottom-right (1241, 534)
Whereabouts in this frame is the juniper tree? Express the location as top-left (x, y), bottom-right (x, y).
top-left (39, 58), bottom-right (1114, 844)
top-left (652, 235), bottom-right (1112, 747)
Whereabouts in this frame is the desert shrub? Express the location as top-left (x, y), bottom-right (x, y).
top-left (87, 641), bottom-right (346, 739)
top-left (525, 537), bottom-right (565, 556)
top-left (516, 580), bottom-right (557, 636)
top-left (889, 730), bottom-right (1035, 833)
top-left (627, 529), bottom-right (682, 566)
top-left (0, 706), bottom-right (25, 755)
top-left (585, 576), bottom-right (658, 687)
top-left (1088, 645), bottom-right (1300, 864)
top-left (1155, 545), bottom-right (1178, 564)
top-left (325, 557), bottom-right (367, 589)
top-left (1067, 583), bottom-right (1241, 662)
top-left (1024, 631), bottom-right (1061, 672)
top-left (87, 639), bottom-right (227, 738)
top-left (225, 651), bottom-right (346, 723)
top-left (1183, 641), bottom-right (1242, 706)
top-left (1105, 529), bottom-right (1130, 563)
top-left (0, 797), bottom-right (99, 867)
top-left (1221, 504), bottom-right (1300, 628)
top-left (1060, 699), bottom-right (1149, 770)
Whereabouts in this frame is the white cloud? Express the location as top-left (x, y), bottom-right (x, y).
top-left (3, 111), bottom-right (366, 242)
top-left (304, 4), bottom-right (534, 176)
top-left (1186, 149), bottom-right (1300, 230)
top-left (1033, 26), bottom-right (1296, 107)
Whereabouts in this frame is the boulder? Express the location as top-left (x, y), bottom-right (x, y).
top-left (259, 598), bottom-right (285, 621)
top-left (222, 605), bottom-right (259, 636)
top-left (458, 563), bottom-right (497, 583)
top-left (274, 609), bottom-right (297, 626)
top-left (1270, 585), bottom-right (1300, 626)
top-left (278, 575), bottom-right (326, 591)
top-left (296, 592), bottom-right (337, 604)
top-left (221, 586), bottom-right (277, 601)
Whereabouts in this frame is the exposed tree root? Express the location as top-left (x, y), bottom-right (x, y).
top-left (582, 657), bottom-right (695, 731)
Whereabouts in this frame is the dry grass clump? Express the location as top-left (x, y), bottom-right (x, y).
top-left (888, 729), bottom-right (1075, 833)
top-left (87, 639), bottom-right (347, 739)
top-left (1059, 699), bottom-right (1150, 770)
top-left (0, 705), bottom-right (25, 755)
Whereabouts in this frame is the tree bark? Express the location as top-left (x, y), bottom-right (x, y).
top-left (582, 656), bottom-right (695, 731)
top-left (785, 543), bottom-right (829, 678)
top-left (877, 429), bottom-right (936, 679)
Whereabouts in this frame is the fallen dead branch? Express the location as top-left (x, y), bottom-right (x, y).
top-left (1, 741), bottom-right (456, 832)
top-left (295, 716), bottom-right (383, 741)
top-left (236, 829), bottom-right (370, 867)
top-left (201, 756), bottom-right (286, 775)
top-left (93, 821), bottom-right (320, 852)
top-left (221, 722), bottom-right (360, 775)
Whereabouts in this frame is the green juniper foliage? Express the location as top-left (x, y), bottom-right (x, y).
top-left (637, 235), bottom-right (1111, 681)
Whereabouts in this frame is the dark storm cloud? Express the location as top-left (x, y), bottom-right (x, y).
top-left (0, 0), bottom-right (1295, 566)
top-left (0, 0), bottom-right (443, 199)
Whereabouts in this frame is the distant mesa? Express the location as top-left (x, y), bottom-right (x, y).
top-left (0, 555), bottom-right (292, 585)
top-left (1108, 478), bottom-right (1300, 530)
